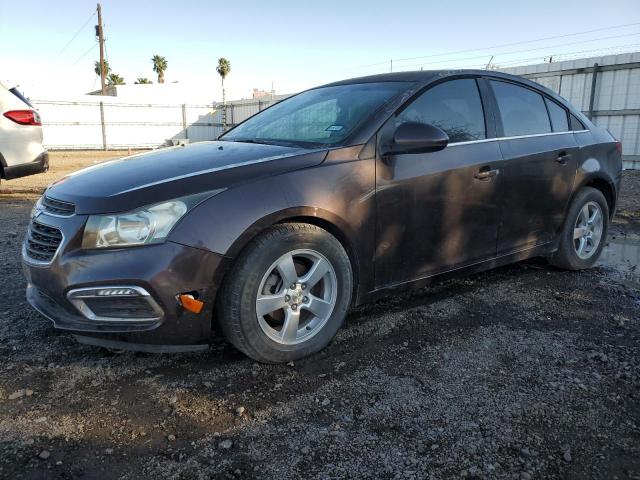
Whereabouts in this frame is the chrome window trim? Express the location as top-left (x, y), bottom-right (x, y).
top-left (448, 129), bottom-right (590, 147)
top-left (66, 285), bottom-right (164, 323)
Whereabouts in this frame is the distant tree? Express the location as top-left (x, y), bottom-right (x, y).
top-left (107, 73), bottom-right (125, 86)
top-left (94, 60), bottom-right (110, 77)
top-left (135, 77), bottom-right (152, 84)
top-left (216, 57), bottom-right (231, 104)
top-left (151, 55), bottom-right (168, 83)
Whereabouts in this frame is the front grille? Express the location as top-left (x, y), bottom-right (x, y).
top-left (25, 220), bottom-right (63, 262)
top-left (83, 297), bottom-right (158, 319)
top-left (42, 196), bottom-right (75, 216)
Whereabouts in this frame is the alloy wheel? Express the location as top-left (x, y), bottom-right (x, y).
top-left (255, 249), bottom-right (337, 345)
top-left (573, 201), bottom-right (604, 260)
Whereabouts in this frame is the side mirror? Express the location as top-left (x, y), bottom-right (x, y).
top-left (384, 122), bottom-right (449, 155)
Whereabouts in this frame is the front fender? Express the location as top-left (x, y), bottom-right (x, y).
top-left (169, 156), bottom-right (377, 300)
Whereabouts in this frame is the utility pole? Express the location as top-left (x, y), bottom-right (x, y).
top-left (390, 59), bottom-right (393, 73)
top-left (485, 55), bottom-right (494, 70)
top-left (96, 3), bottom-right (106, 96)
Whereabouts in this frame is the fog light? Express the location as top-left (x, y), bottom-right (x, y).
top-left (95, 288), bottom-right (139, 296)
top-left (67, 286), bottom-right (163, 322)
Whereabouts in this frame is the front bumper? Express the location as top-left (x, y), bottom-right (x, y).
top-left (23, 226), bottom-right (228, 350)
top-left (3, 151), bottom-right (49, 180)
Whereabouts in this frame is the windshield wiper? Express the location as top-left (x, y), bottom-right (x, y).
top-left (225, 138), bottom-right (302, 148)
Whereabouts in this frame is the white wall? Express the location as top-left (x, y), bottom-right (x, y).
top-left (32, 94), bottom-right (289, 150)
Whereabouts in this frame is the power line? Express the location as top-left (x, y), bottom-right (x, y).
top-left (56, 10), bottom-right (96, 57)
top-left (71, 42), bottom-right (98, 65)
top-left (394, 32), bottom-right (640, 70)
top-left (350, 22), bottom-right (640, 70)
top-left (391, 43), bottom-right (640, 73)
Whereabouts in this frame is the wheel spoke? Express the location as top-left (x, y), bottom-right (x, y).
top-left (300, 257), bottom-right (331, 289)
top-left (276, 254), bottom-right (299, 287)
top-left (281, 309), bottom-right (300, 343)
top-left (580, 204), bottom-right (590, 225)
top-left (577, 237), bottom-right (586, 255)
top-left (304, 295), bottom-right (333, 319)
top-left (256, 293), bottom-right (286, 317)
top-left (588, 207), bottom-right (600, 225)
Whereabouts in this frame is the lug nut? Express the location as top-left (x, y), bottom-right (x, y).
top-left (301, 284), bottom-right (307, 290)
top-left (285, 295), bottom-right (291, 302)
top-left (303, 296), bottom-right (309, 303)
top-left (292, 304), bottom-right (298, 311)
top-left (290, 284), bottom-right (296, 289)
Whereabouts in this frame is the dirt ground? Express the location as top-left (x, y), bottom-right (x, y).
top-left (0, 153), bottom-right (639, 480)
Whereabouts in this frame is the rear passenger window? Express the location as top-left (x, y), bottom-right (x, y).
top-left (397, 79), bottom-right (486, 143)
top-left (570, 113), bottom-right (585, 131)
top-left (490, 80), bottom-right (551, 136)
top-left (545, 98), bottom-right (569, 132)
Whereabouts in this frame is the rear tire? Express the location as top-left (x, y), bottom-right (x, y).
top-left (549, 187), bottom-right (609, 270)
top-left (217, 223), bottom-right (353, 363)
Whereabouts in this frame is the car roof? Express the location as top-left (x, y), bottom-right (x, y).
top-left (319, 69), bottom-right (582, 117)
top-left (321, 69), bottom-right (537, 87)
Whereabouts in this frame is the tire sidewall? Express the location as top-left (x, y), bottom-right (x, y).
top-left (560, 187), bottom-right (609, 269)
top-left (233, 226), bottom-right (352, 362)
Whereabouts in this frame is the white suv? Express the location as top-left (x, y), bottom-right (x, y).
top-left (0, 81), bottom-right (48, 181)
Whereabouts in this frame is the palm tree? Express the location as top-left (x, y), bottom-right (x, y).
top-left (151, 55), bottom-right (168, 84)
top-left (135, 77), bottom-right (152, 84)
top-left (107, 73), bottom-right (125, 86)
top-left (94, 60), bottom-right (110, 77)
top-left (216, 57), bottom-right (231, 104)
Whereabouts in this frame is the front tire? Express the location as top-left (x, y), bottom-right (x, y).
top-left (549, 187), bottom-right (609, 270)
top-left (217, 223), bottom-right (353, 363)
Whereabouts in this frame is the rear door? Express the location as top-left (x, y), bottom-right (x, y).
top-left (487, 79), bottom-right (578, 254)
top-left (374, 77), bottom-right (503, 288)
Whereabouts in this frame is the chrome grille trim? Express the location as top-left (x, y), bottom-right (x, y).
top-left (42, 196), bottom-right (75, 217)
top-left (23, 220), bottom-right (64, 264)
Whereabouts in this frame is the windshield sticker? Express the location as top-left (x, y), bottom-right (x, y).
top-left (325, 125), bottom-right (344, 132)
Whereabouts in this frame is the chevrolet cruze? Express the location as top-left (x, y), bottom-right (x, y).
top-left (23, 70), bottom-right (622, 363)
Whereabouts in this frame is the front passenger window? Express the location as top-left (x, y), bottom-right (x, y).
top-left (396, 79), bottom-right (486, 143)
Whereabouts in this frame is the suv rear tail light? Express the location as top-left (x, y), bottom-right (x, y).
top-left (3, 110), bottom-right (41, 126)
top-left (615, 140), bottom-right (622, 154)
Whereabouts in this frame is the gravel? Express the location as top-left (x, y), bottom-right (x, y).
top-left (0, 158), bottom-right (638, 479)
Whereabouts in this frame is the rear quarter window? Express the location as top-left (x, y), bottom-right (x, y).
top-left (570, 113), bottom-right (586, 131)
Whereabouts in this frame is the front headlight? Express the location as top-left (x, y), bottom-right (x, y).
top-left (82, 191), bottom-right (222, 249)
top-left (30, 196), bottom-right (43, 219)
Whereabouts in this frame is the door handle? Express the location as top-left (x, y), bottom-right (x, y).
top-left (474, 167), bottom-right (499, 181)
top-left (555, 151), bottom-right (571, 164)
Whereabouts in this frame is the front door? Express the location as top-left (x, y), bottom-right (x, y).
top-left (374, 78), bottom-right (503, 288)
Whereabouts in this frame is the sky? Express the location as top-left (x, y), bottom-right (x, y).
top-left (1, 0), bottom-right (639, 102)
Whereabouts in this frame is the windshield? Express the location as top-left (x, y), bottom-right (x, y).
top-left (221, 82), bottom-right (409, 147)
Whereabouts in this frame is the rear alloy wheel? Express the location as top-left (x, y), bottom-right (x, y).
top-left (572, 201), bottom-right (604, 260)
top-left (550, 187), bottom-right (609, 270)
top-left (217, 223), bottom-right (352, 363)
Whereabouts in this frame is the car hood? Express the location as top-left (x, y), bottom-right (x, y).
top-left (46, 141), bottom-right (328, 214)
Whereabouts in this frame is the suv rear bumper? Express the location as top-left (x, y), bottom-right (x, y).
top-left (3, 151), bottom-right (48, 180)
